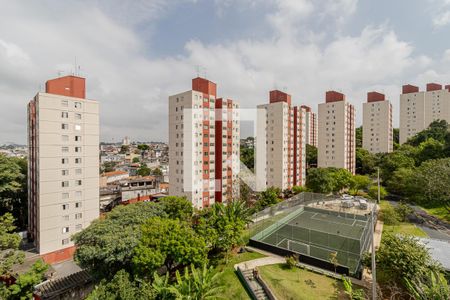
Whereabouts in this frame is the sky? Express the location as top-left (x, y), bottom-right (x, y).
top-left (1, 0), bottom-right (450, 144)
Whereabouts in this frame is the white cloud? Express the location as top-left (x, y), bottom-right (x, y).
top-left (0, 0), bottom-right (442, 142)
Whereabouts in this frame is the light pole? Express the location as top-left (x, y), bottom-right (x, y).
top-left (371, 167), bottom-right (380, 299)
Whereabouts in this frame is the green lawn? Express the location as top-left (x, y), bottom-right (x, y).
top-left (214, 251), bottom-right (265, 300)
top-left (259, 264), bottom-right (362, 300)
top-left (380, 201), bottom-right (428, 238)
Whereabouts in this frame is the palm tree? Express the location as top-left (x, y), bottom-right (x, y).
top-left (170, 263), bottom-right (224, 300)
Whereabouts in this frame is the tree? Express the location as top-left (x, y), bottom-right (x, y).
top-left (414, 158), bottom-right (450, 212)
top-left (355, 148), bottom-right (376, 175)
top-left (132, 157), bottom-right (140, 163)
top-left (292, 185), bottom-right (307, 195)
top-left (329, 168), bottom-right (352, 192)
top-left (72, 202), bottom-right (165, 278)
top-left (137, 144), bottom-right (150, 151)
top-left (342, 276), bottom-right (365, 300)
top-left (133, 217), bottom-right (207, 276)
top-left (87, 269), bottom-right (154, 300)
top-left (373, 233), bottom-right (436, 283)
top-left (240, 145), bottom-right (254, 172)
top-left (349, 175), bottom-right (371, 195)
top-left (407, 120), bottom-right (449, 146)
top-left (394, 202), bottom-right (413, 222)
top-left (169, 264), bottom-right (224, 300)
top-left (305, 168), bottom-right (334, 193)
top-left (393, 128), bottom-right (400, 145)
top-left (1, 260), bottom-right (48, 299)
top-left (255, 187), bottom-right (281, 210)
top-left (0, 155), bottom-right (27, 229)
top-left (329, 252), bottom-right (338, 275)
top-left (355, 126), bottom-right (363, 148)
top-left (158, 196), bottom-right (193, 220)
top-left (416, 138), bottom-right (445, 164)
top-left (152, 168), bottom-right (163, 177)
top-left (119, 145), bottom-right (130, 154)
top-left (379, 151), bottom-right (415, 184)
top-left (368, 184), bottom-right (386, 200)
top-left (101, 161), bottom-right (117, 173)
top-left (305, 144), bottom-right (317, 169)
top-left (0, 213), bottom-right (24, 277)
top-left (137, 163), bottom-right (151, 176)
top-left (386, 167), bottom-right (416, 196)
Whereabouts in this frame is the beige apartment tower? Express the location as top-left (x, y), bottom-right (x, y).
top-left (255, 90), bottom-right (306, 191)
top-left (301, 105), bottom-right (318, 147)
top-left (318, 91), bottom-right (355, 174)
top-left (363, 92), bottom-right (393, 153)
top-left (28, 76), bottom-right (99, 264)
top-left (168, 77), bottom-right (240, 209)
top-left (400, 83), bottom-right (450, 144)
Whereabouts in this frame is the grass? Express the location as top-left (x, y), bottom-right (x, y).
top-left (380, 201), bottom-right (428, 238)
top-left (259, 264), bottom-right (363, 300)
top-left (214, 251), bottom-right (265, 300)
top-left (420, 206), bottom-right (450, 223)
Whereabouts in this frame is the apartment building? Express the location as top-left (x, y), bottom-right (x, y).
top-left (400, 83), bottom-right (450, 144)
top-left (255, 90), bottom-right (306, 191)
top-left (301, 105), bottom-right (318, 147)
top-left (363, 92), bottom-right (393, 153)
top-left (28, 75), bottom-right (99, 263)
top-left (168, 77), bottom-right (239, 208)
top-left (318, 91), bottom-right (355, 174)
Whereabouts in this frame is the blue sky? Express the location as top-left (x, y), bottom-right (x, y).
top-left (1, 0), bottom-right (450, 143)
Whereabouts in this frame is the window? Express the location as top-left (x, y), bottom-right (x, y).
top-left (75, 113), bottom-right (82, 119)
top-left (75, 147), bottom-right (81, 152)
top-left (75, 224), bottom-right (82, 231)
top-left (75, 136), bottom-right (81, 141)
top-left (75, 158), bottom-right (82, 164)
top-left (61, 135), bottom-right (69, 142)
top-left (62, 204), bottom-right (69, 210)
top-left (61, 111), bottom-right (69, 118)
top-left (62, 169), bottom-right (69, 176)
top-left (61, 123), bottom-right (69, 130)
top-left (75, 202), bottom-right (82, 208)
top-left (74, 102), bottom-right (82, 109)
top-left (61, 181), bottom-right (69, 187)
top-left (62, 158), bottom-right (68, 164)
top-left (76, 180), bottom-right (82, 186)
top-left (62, 193), bottom-right (69, 199)
top-left (62, 238), bottom-right (69, 245)
top-left (61, 100), bottom-right (69, 107)
top-left (74, 124), bottom-right (81, 131)
top-left (75, 169), bottom-right (82, 175)
top-left (62, 146), bottom-right (69, 152)
top-left (62, 227), bottom-right (69, 234)
top-left (75, 213), bottom-right (82, 219)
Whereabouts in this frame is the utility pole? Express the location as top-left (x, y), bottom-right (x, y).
top-left (371, 167), bottom-right (380, 299)
top-left (377, 167), bottom-right (380, 204)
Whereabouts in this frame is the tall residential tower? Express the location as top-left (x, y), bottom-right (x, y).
top-left (400, 83), bottom-right (450, 144)
top-left (168, 77), bottom-right (240, 208)
top-left (255, 90), bottom-right (306, 191)
top-left (363, 92), bottom-right (393, 153)
top-left (318, 91), bottom-right (355, 174)
top-left (28, 76), bottom-right (99, 263)
top-left (301, 105), bottom-right (318, 147)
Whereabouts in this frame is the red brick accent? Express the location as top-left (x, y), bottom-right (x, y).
top-left (46, 76), bottom-right (86, 99)
top-left (402, 84), bottom-right (419, 94)
top-left (300, 105), bottom-right (311, 112)
top-left (215, 98), bottom-right (223, 203)
top-left (41, 246), bottom-right (76, 264)
top-left (426, 83), bottom-right (442, 91)
top-left (192, 77), bottom-right (217, 97)
top-left (325, 91), bottom-right (345, 103)
top-left (269, 90), bottom-right (291, 106)
top-left (367, 92), bottom-right (385, 102)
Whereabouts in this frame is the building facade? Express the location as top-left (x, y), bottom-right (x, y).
top-left (400, 83), bottom-right (450, 144)
top-left (362, 92), bottom-right (393, 153)
top-left (255, 90), bottom-right (306, 191)
top-left (301, 105), bottom-right (318, 147)
top-left (168, 77), bottom-right (239, 208)
top-left (318, 91), bottom-right (355, 174)
top-left (28, 76), bottom-right (99, 263)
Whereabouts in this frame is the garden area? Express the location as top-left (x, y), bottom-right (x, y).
top-left (259, 264), bottom-right (363, 300)
top-left (379, 200), bottom-right (428, 238)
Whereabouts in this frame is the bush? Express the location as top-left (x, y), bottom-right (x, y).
top-left (394, 202), bottom-right (413, 222)
top-left (381, 204), bottom-right (400, 225)
top-left (292, 185), bottom-right (307, 194)
top-left (285, 255), bottom-right (298, 269)
top-left (368, 185), bottom-right (387, 200)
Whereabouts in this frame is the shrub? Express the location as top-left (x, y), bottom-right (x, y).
top-left (381, 204), bottom-right (400, 225)
top-left (285, 255), bottom-right (298, 269)
top-left (394, 202), bottom-right (413, 222)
